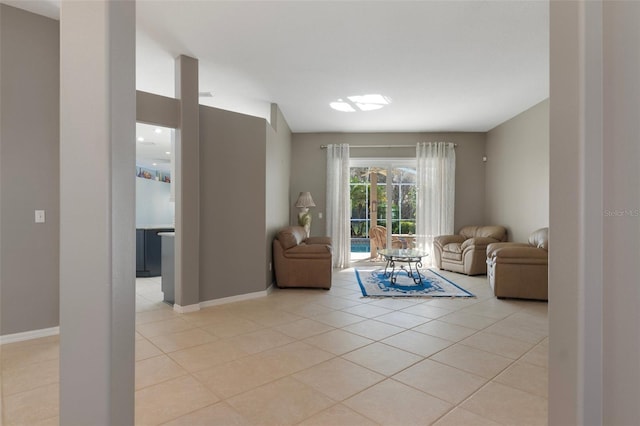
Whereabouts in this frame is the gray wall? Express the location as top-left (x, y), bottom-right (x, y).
top-left (290, 132), bottom-right (487, 237)
top-left (265, 105), bottom-right (292, 285)
top-left (199, 105), bottom-right (269, 300)
top-left (137, 91), bottom-right (180, 129)
top-left (0, 8), bottom-right (290, 336)
top-left (135, 178), bottom-right (174, 227)
top-left (485, 99), bottom-right (549, 242)
top-left (0, 5), bottom-right (60, 335)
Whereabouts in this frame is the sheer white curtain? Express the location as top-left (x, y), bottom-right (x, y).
top-left (416, 142), bottom-right (456, 262)
top-left (326, 144), bottom-right (351, 268)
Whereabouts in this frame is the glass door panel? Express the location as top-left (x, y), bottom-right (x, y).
top-left (350, 167), bottom-right (369, 240)
top-left (350, 160), bottom-right (416, 261)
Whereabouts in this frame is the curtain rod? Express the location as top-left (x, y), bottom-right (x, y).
top-left (320, 143), bottom-right (457, 149)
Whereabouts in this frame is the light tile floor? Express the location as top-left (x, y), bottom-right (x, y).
top-left (1, 267), bottom-right (548, 425)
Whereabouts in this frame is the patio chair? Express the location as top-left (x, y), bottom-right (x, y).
top-left (369, 225), bottom-right (404, 254)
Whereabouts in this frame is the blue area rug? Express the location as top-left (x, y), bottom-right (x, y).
top-left (355, 267), bottom-right (475, 298)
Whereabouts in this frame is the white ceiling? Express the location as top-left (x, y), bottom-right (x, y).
top-left (6, 0), bottom-right (549, 133)
top-left (135, 123), bottom-right (173, 173)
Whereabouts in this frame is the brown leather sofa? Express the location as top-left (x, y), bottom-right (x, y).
top-left (486, 227), bottom-right (548, 300)
top-left (433, 225), bottom-right (507, 275)
top-left (273, 226), bottom-right (332, 289)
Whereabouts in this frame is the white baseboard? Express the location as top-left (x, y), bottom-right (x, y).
top-left (173, 303), bottom-right (200, 313)
top-left (0, 326), bottom-right (60, 345)
top-left (200, 287), bottom-right (271, 309)
top-left (1, 288), bottom-right (274, 342)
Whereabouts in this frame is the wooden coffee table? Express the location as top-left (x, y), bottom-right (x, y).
top-left (378, 248), bottom-right (429, 285)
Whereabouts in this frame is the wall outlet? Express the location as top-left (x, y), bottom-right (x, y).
top-left (35, 210), bottom-right (45, 223)
top-left (269, 262), bottom-right (272, 271)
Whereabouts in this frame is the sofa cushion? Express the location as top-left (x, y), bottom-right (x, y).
top-left (442, 243), bottom-right (463, 261)
top-left (476, 226), bottom-right (506, 240)
top-left (285, 244), bottom-right (332, 258)
top-left (306, 236), bottom-right (332, 246)
top-left (458, 225), bottom-right (506, 241)
top-left (277, 226), bottom-right (306, 250)
top-left (458, 225), bottom-right (481, 239)
top-left (443, 243), bottom-right (462, 254)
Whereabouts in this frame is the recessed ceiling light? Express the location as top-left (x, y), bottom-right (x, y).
top-left (165, 151), bottom-right (171, 155)
top-left (356, 103), bottom-right (385, 111)
top-left (137, 137), bottom-right (144, 142)
top-left (329, 100), bottom-right (356, 112)
top-left (330, 94), bottom-right (391, 112)
top-left (152, 163), bottom-right (157, 166)
top-left (155, 128), bottom-right (162, 134)
top-left (347, 94), bottom-right (390, 105)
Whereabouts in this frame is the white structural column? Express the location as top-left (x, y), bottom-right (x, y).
top-left (174, 55), bottom-right (200, 309)
top-left (59, 1), bottom-right (136, 424)
top-left (549, 2), bottom-right (601, 424)
top-left (550, 1), bottom-right (640, 425)
top-left (601, 2), bottom-right (640, 424)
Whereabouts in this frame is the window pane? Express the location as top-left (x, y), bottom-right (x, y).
top-left (391, 168), bottom-right (402, 184)
top-left (394, 167), bottom-right (417, 235)
top-left (400, 185), bottom-right (416, 220)
top-left (350, 167), bottom-right (369, 183)
top-left (350, 181), bottom-right (368, 238)
top-left (376, 184), bottom-right (387, 220)
top-left (392, 185), bottom-right (400, 220)
top-left (401, 167), bottom-right (417, 184)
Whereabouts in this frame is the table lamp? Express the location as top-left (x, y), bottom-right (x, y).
top-left (295, 192), bottom-right (316, 237)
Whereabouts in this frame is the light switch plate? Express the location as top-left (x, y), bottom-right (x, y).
top-left (35, 210), bottom-right (45, 223)
top-left (318, 212), bottom-right (323, 219)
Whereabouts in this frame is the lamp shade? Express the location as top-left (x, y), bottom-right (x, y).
top-left (295, 192), bottom-right (316, 208)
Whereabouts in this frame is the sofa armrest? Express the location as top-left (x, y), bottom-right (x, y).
top-left (486, 242), bottom-right (528, 258)
top-left (434, 235), bottom-right (466, 248)
top-left (306, 236), bottom-right (332, 246)
top-left (461, 237), bottom-right (500, 251)
top-left (489, 246), bottom-right (548, 263)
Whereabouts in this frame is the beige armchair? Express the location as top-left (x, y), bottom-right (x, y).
top-left (434, 225), bottom-right (507, 275)
top-left (486, 227), bottom-right (548, 300)
top-left (273, 226), bottom-right (332, 289)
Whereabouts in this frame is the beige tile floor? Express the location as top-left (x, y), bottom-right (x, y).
top-left (1, 267), bottom-right (548, 425)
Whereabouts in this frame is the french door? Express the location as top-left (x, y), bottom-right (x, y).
top-left (350, 159), bottom-right (417, 260)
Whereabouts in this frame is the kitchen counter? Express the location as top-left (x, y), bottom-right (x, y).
top-left (159, 232), bottom-right (175, 305)
top-left (136, 227), bottom-right (174, 277)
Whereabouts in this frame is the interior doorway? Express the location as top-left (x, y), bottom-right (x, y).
top-left (135, 122), bottom-right (176, 307)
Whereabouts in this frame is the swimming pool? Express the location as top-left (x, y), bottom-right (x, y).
top-left (351, 238), bottom-right (371, 253)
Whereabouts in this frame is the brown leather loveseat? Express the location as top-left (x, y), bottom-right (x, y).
top-left (273, 226), bottom-right (332, 289)
top-left (433, 225), bottom-right (507, 275)
top-left (486, 227), bottom-right (548, 300)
